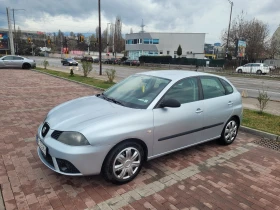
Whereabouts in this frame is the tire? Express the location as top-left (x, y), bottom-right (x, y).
top-left (256, 70), bottom-right (262, 75)
top-left (102, 141), bottom-right (144, 184)
top-left (218, 117), bottom-right (239, 145)
top-left (75, 64), bottom-right (78, 66)
top-left (22, 63), bottom-right (31, 69)
top-left (237, 69), bottom-right (242, 73)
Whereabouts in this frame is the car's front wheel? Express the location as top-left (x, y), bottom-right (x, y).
top-left (102, 141), bottom-right (144, 184)
top-left (237, 69), bottom-right (242, 73)
top-left (218, 117), bottom-right (239, 145)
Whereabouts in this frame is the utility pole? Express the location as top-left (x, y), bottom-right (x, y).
top-left (98, 0), bottom-right (102, 75)
top-left (6, 7), bottom-right (15, 55)
top-left (44, 33), bottom-right (47, 57)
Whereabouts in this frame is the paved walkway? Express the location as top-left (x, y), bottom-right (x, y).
top-left (0, 70), bottom-right (280, 210)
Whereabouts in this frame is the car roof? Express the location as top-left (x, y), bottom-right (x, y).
top-left (137, 70), bottom-right (220, 81)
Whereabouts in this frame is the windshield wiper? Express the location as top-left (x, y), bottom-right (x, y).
top-left (100, 93), bottom-right (125, 106)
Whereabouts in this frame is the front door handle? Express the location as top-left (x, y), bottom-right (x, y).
top-left (228, 101), bottom-right (233, 106)
top-left (196, 108), bottom-right (203, 113)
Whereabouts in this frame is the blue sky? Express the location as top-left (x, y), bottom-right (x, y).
top-left (0, 0), bottom-right (279, 44)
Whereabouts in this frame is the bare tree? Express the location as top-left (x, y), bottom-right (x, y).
top-left (114, 16), bottom-right (125, 53)
top-left (221, 11), bottom-right (269, 61)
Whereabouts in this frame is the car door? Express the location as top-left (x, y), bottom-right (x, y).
top-left (152, 77), bottom-right (204, 156)
top-left (12, 56), bottom-right (24, 68)
top-left (1, 56), bottom-right (14, 67)
top-left (199, 76), bottom-right (234, 141)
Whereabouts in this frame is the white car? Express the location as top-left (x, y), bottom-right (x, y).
top-left (236, 63), bottom-right (270, 75)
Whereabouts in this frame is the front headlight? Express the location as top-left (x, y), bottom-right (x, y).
top-left (57, 132), bottom-right (90, 146)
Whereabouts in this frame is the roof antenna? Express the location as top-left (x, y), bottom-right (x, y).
top-left (140, 19), bottom-right (145, 33)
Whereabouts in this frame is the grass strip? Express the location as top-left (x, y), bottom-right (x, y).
top-left (242, 109), bottom-right (280, 136)
top-left (36, 67), bottom-right (115, 90)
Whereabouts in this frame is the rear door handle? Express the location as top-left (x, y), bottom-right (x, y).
top-left (196, 108), bottom-right (203, 113)
top-left (228, 101), bottom-right (233, 106)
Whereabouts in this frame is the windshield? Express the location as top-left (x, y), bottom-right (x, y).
top-left (102, 74), bottom-right (171, 109)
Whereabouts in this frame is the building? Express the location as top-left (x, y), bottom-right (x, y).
top-left (125, 32), bottom-right (205, 60)
top-left (271, 25), bottom-right (280, 59)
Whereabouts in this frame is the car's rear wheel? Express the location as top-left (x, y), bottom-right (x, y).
top-left (256, 70), bottom-right (262, 75)
top-left (237, 69), bottom-right (242, 73)
top-left (102, 141), bottom-right (144, 184)
top-left (22, 63), bottom-right (31, 69)
top-left (218, 117), bottom-right (239, 145)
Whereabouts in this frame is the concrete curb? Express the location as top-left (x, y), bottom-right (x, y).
top-left (0, 185), bottom-right (5, 210)
top-left (31, 69), bottom-right (106, 91)
top-left (240, 126), bottom-right (279, 141)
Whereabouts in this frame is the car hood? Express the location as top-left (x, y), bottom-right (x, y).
top-left (46, 96), bottom-right (124, 131)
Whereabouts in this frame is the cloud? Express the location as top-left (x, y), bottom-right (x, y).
top-left (0, 0), bottom-right (279, 43)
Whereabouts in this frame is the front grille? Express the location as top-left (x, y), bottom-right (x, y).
top-left (41, 123), bottom-right (50, 137)
top-left (56, 158), bottom-right (80, 174)
top-left (51, 130), bottom-right (63, 140)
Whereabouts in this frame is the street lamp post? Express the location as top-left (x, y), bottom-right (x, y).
top-left (98, 0), bottom-right (102, 75)
top-left (226, 0), bottom-right (233, 58)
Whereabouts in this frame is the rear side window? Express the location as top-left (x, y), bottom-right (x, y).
top-left (219, 78), bottom-right (233, 94)
top-left (200, 76), bottom-right (226, 99)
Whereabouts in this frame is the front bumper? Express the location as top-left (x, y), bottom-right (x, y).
top-left (36, 126), bottom-right (112, 176)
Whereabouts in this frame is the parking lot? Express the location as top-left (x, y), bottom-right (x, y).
top-left (1, 70), bottom-right (280, 210)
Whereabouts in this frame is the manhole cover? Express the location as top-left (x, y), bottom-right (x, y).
top-left (253, 138), bottom-right (280, 151)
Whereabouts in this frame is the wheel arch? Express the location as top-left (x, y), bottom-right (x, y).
top-left (101, 138), bottom-right (148, 171)
top-left (229, 115), bottom-right (240, 127)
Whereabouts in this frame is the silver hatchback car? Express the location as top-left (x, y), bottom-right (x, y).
top-left (37, 70), bottom-right (242, 184)
top-left (0, 55), bottom-right (36, 69)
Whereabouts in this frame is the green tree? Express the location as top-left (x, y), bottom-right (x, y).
top-left (177, 45), bottom-right (182, 57)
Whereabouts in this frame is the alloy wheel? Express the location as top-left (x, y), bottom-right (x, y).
top-left (224, 120), bottom-right (237, 142)
top-left (113, 147), bottom-right (141, 180)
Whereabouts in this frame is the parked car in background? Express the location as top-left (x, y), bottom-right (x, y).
top-left (0, 55), bottom-right (36, 69)
top-left (236, 63), bottom-right (270, 74)
top-left (81, 56), bottom-right (93, 63)
top-left (122, 59), bottom-right (140, 66)
top-left (36, 70), bottom-right (242, 184)
top-left (61, 58), bottom-right (78, 66)
top-left (93, 58), bottom-right (99, 63)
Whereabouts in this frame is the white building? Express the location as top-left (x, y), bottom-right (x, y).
top-left (125, 32), bottom-right (206, 60)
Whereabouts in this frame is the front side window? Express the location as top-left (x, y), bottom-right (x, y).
top-left (103, 75), bottom-right (170, 109)
top-left (164, 77), bottom-right (199, 104)
top-left (200, 76), bottom-right (226, 99)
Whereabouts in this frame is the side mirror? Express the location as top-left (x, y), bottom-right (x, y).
top-left (160, 98), bottom-right (181, 108)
